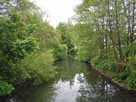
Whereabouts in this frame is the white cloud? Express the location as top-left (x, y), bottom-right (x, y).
top-left (31, 0), bottom-right (82, 27)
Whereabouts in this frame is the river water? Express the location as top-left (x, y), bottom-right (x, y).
top-left (2, 61), bottom-right (136, 102)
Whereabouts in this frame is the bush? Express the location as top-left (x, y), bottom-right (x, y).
top-left (0, 81), bottom-right (14, 96)
top-left (127, 71), bottom-right (136, 89)
top-left (53, 44), bottom-right (68, 61)
top-left (20, 50), bottom-right (57, 84)
top-left (92, 56), bottom-right (114, 71)
top-left (76, 48), bottom-right (90, 62)
top-left (117, 71), bottom-right (129, 81)
top-left (0, 12), bottom-right (38, 96)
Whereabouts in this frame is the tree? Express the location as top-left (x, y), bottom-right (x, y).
top-left (75, 0), bottom-right (136, 88)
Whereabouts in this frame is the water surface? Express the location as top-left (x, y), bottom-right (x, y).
top-left (2, 61), bottom-right (136, 102)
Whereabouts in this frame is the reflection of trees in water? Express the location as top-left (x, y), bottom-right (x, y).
top-left (76, 68), bottom-right (117, 102)
top-left (76, 73), bottom-right (135, 102)
top-left (77, 73), bottom-right (85, 83)
top-left (12, 84), bottom-right (56, 102)
top-left (56, 61), bottom-right (122, 102)
top-left (5, 61), bottom-right (136, 102)
top-left (69, 79), bottom-right (74, 88)
top-left (76, 80), bottom-right (115, 102)
top-left (0, 96), bottom-right (11, 102)
top-left (55, 61), bottom-right (88, 82)
top-left (7, 61), bottom-right (88, 102)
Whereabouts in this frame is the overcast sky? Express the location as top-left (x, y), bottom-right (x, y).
top-left (31, 0), bottom-right (82, 27)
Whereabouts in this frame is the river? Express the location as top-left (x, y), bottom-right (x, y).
top-left (1, 61), bottom-right (136, 102)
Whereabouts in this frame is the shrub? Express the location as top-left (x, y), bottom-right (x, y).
top-left (76, 48), bottom-right (91, 62)
top-left (0, 81), bottom-right (14, 96)
top-left (92, 56), bottom-right (114, 71)
top-left (127, 71), bottom-right (136, 89)
top-left (20, 50), bottom-right (57, 84)
top-left (53, 44), bottom-right (68, 61)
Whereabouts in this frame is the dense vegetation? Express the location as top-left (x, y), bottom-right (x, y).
top-left (74, 0), bottom-right (136, 89)
top-left (0, 0), bottom-right (135, 96)
top-left (0, 0), bottom-right (58, 96)
top-left (0, 0), bottom-right (78, 96)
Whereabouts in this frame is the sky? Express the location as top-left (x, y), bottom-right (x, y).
top-left (31, 0), bottom-right (82, 27)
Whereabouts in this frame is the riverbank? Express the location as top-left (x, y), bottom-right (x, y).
top-left (91, 64), bottom-right (136, 93)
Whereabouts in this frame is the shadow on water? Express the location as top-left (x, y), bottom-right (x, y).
top-left (1, 60), bottom-right (136, 102)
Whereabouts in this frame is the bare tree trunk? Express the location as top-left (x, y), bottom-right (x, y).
top-left (115, 0), bottom-right (123, 60)
top-left (131, 0), bottom-right (135, 43)
top-left (107, 0), bottom-right (119, 61)
top-left (121, 0), bottom-right (131, 46)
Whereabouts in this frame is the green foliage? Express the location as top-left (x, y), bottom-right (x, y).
top-left (53, 44), bottom-right (68, 61)
top-left (0, 11), bottom-right (37, 62)
top-left (0, 9), bottom-right (38, 88)
top-left (0, 0), bottom-right (57, 96)
top-left (19, 51), bottom-right (57, 84)
top-left (127, 71), bottom-right (136, 89)
top-left (117, 72), bottom-right (129, 81)
top-left (92, 56), bottom-right (113, 71)
top-left (76, 47), bottom-right (91, 62)
top-left (0, 0), bottom-right (135, 96)
top-left (55, 23), bottom-right (77, 59)
top-left (0, 81), bottom-right (14, 96)
top-left (75, 0), bottom-right (136, 90)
